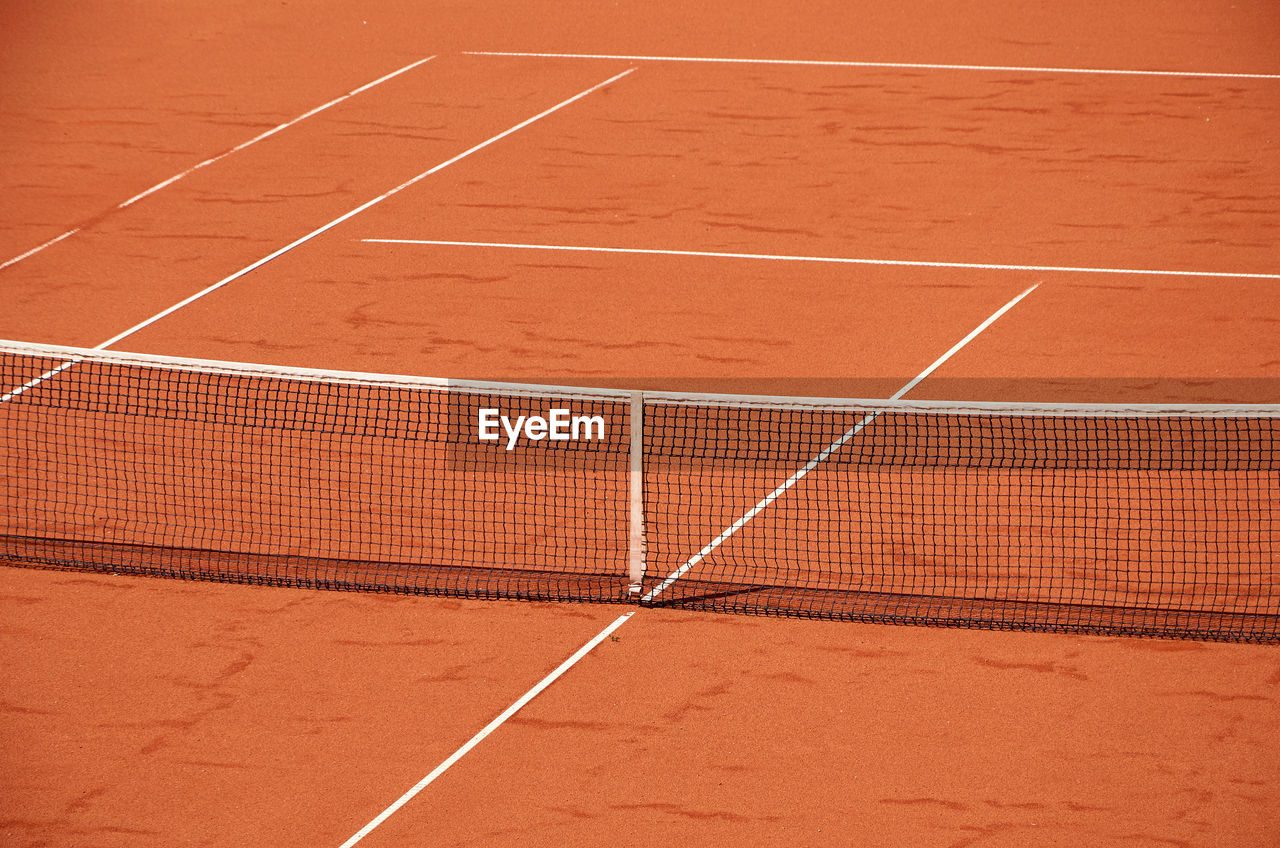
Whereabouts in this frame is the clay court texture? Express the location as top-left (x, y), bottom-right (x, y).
top-left (2, 2), bottom-right (1279, 846)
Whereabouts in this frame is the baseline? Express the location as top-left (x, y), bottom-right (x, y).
top-left (465, 51), bottom-right (1280, 80)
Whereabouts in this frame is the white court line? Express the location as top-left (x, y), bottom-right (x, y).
top-left (362, 239), bottom-right (1280, 281)
top-left (640, 284), bottom-right (1040, 604)
top-left (0, 67), bottom-right (636, 405)
top-left (466, 51), bottom-right (1280, 80)
top-left (0, 55), bottom-right (437, 272)
top-left (116, 56), bottom-right (438, 209)
top-left (0, 228), bottom-right (80, 272)
top-left (336, 283), bottom-right (1038, 842)
top-left (0, 361), bottom-right (78, 404)
top-left (338, 612), bottom-right (634, 848)
top-left (92, 68), bottom-right (635, 351)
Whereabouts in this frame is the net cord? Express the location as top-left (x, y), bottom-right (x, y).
top-left (3, 338), bottom-right (1277, 416)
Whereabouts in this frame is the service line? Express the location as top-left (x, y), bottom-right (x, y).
top-left (465, 51), bottom-right (1280, 80)
top-left (0, 67), bottom-right (637, 403)
top-left (94, 68), bottom-right (635, 351)
top-left (362, 238), bottom-right (1280, 281)
top-left (1, 54), bottom-right (437, 272)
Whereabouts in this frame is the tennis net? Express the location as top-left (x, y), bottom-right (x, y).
top-left (2, 339), bottom-right (1277, 642)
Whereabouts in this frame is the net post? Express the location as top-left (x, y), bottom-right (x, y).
top-left (627, 391), bottom-right (645, 596)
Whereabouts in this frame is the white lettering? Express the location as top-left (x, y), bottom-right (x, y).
top-left (480, 407), bottom-right (607, 449)
top-left (549, 408), bottom-right (571, 440)
top-left (572, 414), bottom-right (605, 440)
top-left (525, 415), bottom-right (548, 440)
top-left (478, 408), bottom-right (500, 441)
top-left (501, 415), bottom-right (526, 451)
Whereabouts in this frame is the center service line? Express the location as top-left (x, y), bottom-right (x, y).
top-left (640, 283), bottom-right (1040, 603)
top-left (337, 284), bottom-right (1040, 847)
top-left (337, 612), bottom-right (634, 848)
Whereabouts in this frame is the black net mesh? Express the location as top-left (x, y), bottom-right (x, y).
top-left (3, 342), bottom-right (1276, 642)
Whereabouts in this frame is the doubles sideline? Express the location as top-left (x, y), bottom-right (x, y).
top-left (0, 55), bottom-right (438, 273)
top-left (0, 67), bottom-right (638, 406)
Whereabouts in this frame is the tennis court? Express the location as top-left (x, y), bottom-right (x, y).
top-left (3, 3), bottom-right (1278, 845)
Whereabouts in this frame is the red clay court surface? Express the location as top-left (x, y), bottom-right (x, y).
top-left (2, 3), bottom-right (1279, 846)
